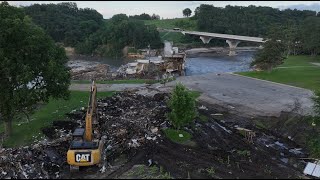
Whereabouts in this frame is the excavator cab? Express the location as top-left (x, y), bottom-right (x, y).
top-left (67, 81), bottom-right (104, 171)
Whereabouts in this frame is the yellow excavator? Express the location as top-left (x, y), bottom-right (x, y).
top-left (67, 80), bottom-right (104, 171)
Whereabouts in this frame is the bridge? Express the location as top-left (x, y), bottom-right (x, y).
top-left (181, 30), bottom-right (264, 56)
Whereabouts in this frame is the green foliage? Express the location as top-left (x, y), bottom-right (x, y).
top-left (182, 8), bottom-right (192, 17)
top-left (205, 167), bottom-right (215, 178)
top-left (195, 4), bottom-right (316, 37)
top-left (199, 115), bottom-right (208, 122)
top-left (163, 128), bottom-right (192, 144)
top-left (128, 47), bottom-right (138, 53)
top-left (23, 3), bottom-right (162, 58)
top-left (236, 150), bottom-right (251, 156)
top-left (311, 91), bottom-right (320, 127)
top-left (251, 39), bottom-right (286, 71)
top-left (174, 19), bottom-right (196, 30)
top-left (144, 18), bottom-right (197, 31)
top-left (300, 17), bottom-right (320, 56)
top-left (167, 83), bottom-right (197, 129)
top-left (307, 135), bottom-right (320, 158)
top-left (24, 2), bottom-right (103, 46)
top-left (190, 91), bottom-right (201, 99)
top-left (0, 2), bottom-right (71, 137)
top-left (312, 90), bottom-right (320, 116)
top-left (76, 14), bottom-right (163, 57)
top-left (129, 13), bottom-right (160, 20)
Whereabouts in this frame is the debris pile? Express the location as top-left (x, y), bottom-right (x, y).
top-left (0, 138), bottom-right (70, 179)
top-left (67, 60), bottom-right (110, 80)
top-left (69, 92), bottom-right (171, 160)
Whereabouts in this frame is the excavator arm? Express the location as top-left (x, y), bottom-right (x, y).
top-left (84, 81), bottom-right (97, 142)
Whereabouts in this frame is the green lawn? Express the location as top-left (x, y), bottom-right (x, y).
top-left (237, 55), bottom-right (320, 91)
top-left (190, 91), bottom-right (202, 99)
top-left (163, 128), bottom-right (192, 144)
top-left (144, 18), bottom-right (197, 30)
top-left (159, 31), bottom-right (188, 43)
top-left (2, 91), bottom-right (115, 147)
top-left (72, 79), bottom-right (159, 84)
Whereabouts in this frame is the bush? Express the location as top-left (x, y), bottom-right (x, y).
top-left (311, 90), bottom-right (320, 126)
top-left (167, 83), bottom-right (197, 129)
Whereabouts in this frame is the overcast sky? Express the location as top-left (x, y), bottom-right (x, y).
top-left (5, 1), bottom-right (320, 19)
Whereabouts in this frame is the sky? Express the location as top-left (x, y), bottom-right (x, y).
top-left (5, 1), bottom-right (320, 19)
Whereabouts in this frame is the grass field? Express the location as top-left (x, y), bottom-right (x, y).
top-left (237, 55), bottom-right (320, 91)
top-left (145, 18), bottom-right (197, 44)
top-left (2, 91), bottom-right (115, 147)
top-left (144, 18), bottom-right (197, 30)
top-left (163, 128), bottom-right (192, 144)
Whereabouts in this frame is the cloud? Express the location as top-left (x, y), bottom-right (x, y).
top-left (278, 3), bottom-right (320, 12)
top-left (3, 1), bottom-right (320, 19)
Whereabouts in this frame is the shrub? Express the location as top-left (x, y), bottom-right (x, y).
top-left (167, 83), bottom-right (197, 129)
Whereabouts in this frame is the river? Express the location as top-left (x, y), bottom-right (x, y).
top-left (69, 50), bottom-right (256, 76)
top-left (185, 51), bottom-right (256, 76)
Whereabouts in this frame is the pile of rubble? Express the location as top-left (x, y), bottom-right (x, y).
top-left (0, 91), bottom-right (171, 179)
top-left (67, 60), bottom-right (110, 80)
top-left (69, 92), bottom-right (171, 160)
top-left (0, 118), bottom-right (82, 179)
top-left (0, 137), bottom-right (70, 179)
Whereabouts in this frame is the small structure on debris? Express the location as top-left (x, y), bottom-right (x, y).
top-left (118, 41), bottom-right (186, 78)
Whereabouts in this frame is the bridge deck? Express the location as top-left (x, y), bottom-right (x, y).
top-left (182, 30), bottom-right (264, 43)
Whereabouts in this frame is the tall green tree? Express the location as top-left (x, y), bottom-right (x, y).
top-left (182, 8), bottom-right (192, 17)
top-left (0, 2), bottom-right (71, 137)
top-left (300, 17), bottom-right (320, 56)
top-left (250, 39), bottom-right (286, 72)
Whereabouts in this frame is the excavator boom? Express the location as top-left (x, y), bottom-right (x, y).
top-left (67, 80), bottom-right (103, 170)
top-left (85, 81), bottom-right (97, 142)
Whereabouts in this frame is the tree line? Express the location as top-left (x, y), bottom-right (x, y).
top-left (24, 2), bottom-right (163, 57)
top-left (129, 13), bottom-right (160, 20)
top-left (190, 4), bottom-right (320, 57)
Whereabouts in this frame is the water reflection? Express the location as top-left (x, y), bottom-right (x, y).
top-left (71, 51), bottom-right (256, 76)
top-left (185, 51), bottom-right (256, 76)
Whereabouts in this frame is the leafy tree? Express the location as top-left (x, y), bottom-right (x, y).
top-left (0, 2), bottom-right (71, 137)
top-left (195, 4), bottom-right (317, 39)
top-left (24, 2), bottom-right (103, 46)
top-left (151, 13), bottom-right (160, 20)
top-left (167, 83), bottom-right (197, 130)
top-left (183, 8), bottom-right (192, 17)
top-left (250, 39), bottom-right (286, 72)
top-left (300, 17), bottom-right (320, 56)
